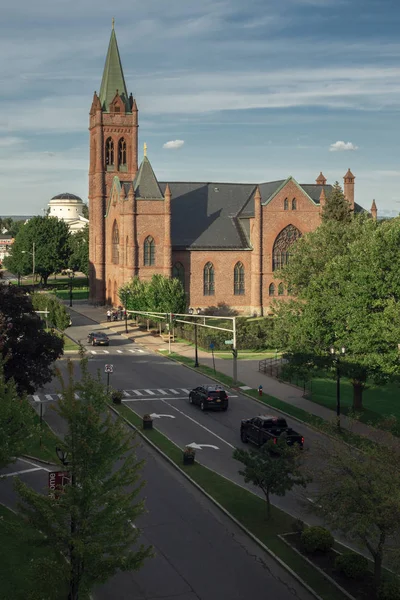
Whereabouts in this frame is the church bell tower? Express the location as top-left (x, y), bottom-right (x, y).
top-left (88, 20), bottom-right (139, 304)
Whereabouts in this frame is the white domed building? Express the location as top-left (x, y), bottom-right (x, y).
top-left (48, 193), bottom-right (89, 233)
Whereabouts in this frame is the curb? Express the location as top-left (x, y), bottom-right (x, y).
top-left (109, 403), bottom-right (323, 600)
top-left (21, 454), bottom-right (57, 466)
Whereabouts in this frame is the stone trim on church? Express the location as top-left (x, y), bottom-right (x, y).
top-left (88, 25), bottom-right (374, 314)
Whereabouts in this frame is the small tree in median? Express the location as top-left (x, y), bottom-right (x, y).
top-left (233, 440), bottom-right (308, 519)
top-left (15, 358), bottom-right (153, 599)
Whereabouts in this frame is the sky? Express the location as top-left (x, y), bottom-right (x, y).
top-left (1, 0), bottom-right (400, 216)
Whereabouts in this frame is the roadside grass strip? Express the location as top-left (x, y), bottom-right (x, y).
top-left (0, 504), bottom-right (68, 599)
top-left (116, 403), bottom-right (347, 600)
top-left (164, 352), bottom-right (378, 453)
top-left (24, 408), bottom-right (59, 463)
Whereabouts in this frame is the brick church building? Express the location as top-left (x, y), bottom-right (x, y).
top-left (89, 25), bottom-right (376, 314)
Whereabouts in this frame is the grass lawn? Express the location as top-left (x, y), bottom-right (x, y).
top-left (23, 408), bottom-right (59, 463)
top-left (215, 350), bottom-right (279, 360)
top-left (115, 403), bottom-right (347, 600)
top-left (308, 376), bottom-right (400, 426)
top-left (0, 504), bottom-right (68, 599)
top-left (55, 289), bottom-right (89, 300)
top-left (63, 335), bottom-right (80, 352)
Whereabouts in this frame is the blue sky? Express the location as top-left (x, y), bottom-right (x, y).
top-left (1, 0), bottom-right (400, 216)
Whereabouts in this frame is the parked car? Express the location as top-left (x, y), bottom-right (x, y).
top-left (87, 332), bottom-right (110, 346)
top-left (240, 415), bottom-right (304, 448)
top-left (188, 384), bottom-right (229, 411)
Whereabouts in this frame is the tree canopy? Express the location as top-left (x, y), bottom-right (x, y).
top-left (0, 285), bottom-right (63, 394)
top-left (4, 216), bottom-right (71, 285)
top-left (119, 274), bottom-right (187, 316)
top-left (15, 359), bottom-right (153, 599)
top-left (68, 225), bottom-right (89, 276)
top-left (322, 181), bottom-right (353, 223)
top-left (273, 216), bottom-right (400, 409)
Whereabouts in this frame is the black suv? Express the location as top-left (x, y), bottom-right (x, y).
top-left (87, 332), bottom-right (110, 346)
top-left (188, 385), bottom-right (229, 411)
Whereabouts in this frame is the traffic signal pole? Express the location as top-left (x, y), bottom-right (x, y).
top-left (232, 317), bottom-right (237, 385)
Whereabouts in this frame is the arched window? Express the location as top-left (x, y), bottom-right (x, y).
top-left (144, 236), bottom-right (155, 266)
top-left (118, 137), bottom-right (127, 169)
top-left (112, 221), bottom-right (119, 264)
top-left (278, 283), bottom-right (284, 296)
top-left (105, 137), bottom-right (114, 168)
top-left (292, 198), bottom-right (297, 210)
top-left (234, 262), bottom-right (245, 295)
top-left (269, 283), bottom-right (275, 297)
top-left (272, 224), bottom-right (301, 271)
top-left (203, 262), bottom-right (215, 296)
top-left (172, 262), bottom-right (185, 288)
top-left (284, 198), bottom-right (288, 211)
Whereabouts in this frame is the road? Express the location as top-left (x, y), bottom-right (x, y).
top-left (0, 419), bottom-right (314, 600)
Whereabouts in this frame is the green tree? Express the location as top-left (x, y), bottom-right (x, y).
top-left (5, 216), bottom-right (71, 285)
top-left (31, 292), bottom-right (70, 331)
top-left (311, 427), bottom-right (400, 589)
top-left (81, 203), bottom-right (89, 220)
top-left (119, 277), bottom-right (151, 313)
top-left (233, 440), bottom-right (308, 519)
top-left (0, 285), bottom-right (63, 394)
top-left (0, 362), bottom-right (36, 469)
top-left (15, 359), bottom-right (153, 600)
top-left (146, 274), bottom-right (187, 315)
top-left (68, 225), bottom-right (89, 276)
top-left (273, 216), bottom-right (400, 410)
top-left (322, 181), bottom-right (353, 223)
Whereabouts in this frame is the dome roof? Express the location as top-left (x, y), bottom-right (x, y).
top-left (51, 193), bottom-right (82, 201)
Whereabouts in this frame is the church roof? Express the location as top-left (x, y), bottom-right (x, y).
top-left (133, 156), bottom-right (164, 199)
top-left (99, 26), bottom-right (130, 113)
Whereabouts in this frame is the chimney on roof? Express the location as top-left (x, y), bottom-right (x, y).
top-left (316, 172), bottom-right (327, 185)
top-left (343, 168), bottom-right (355, 209)
top-left (370, 199), bottom-right (377, 221)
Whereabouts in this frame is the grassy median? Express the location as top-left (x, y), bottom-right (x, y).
top-left (116, 402), bottom-right (347, 600)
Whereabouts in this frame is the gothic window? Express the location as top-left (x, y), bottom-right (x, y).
top-left (105, 137), bottom-right (114, 168)
top-left (172, 262), bottom-right (185, 288)
top-left (112, 221), bottom-right (119, 264)
top-left (284, 198), bottom-right (288, 211)
top-left (269, 283), bottom-right (275, 297)
top-left (278, 283), bottom-right (284, 296)
top-left (234, 262), bottom-right (245, 295)
top-left (144, 236), bottom-right (155, 266)
top-left (118, 137), bottom-right (127, 168)
top-left (292, 198), bottom-right (297, 210)
top-left (272, 224), bottom-right (301, 271)
top-left (203, 262), bottom-right (215, 296)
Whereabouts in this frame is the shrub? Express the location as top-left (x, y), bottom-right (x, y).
top-left (300, 526), bottom-right (334, 553)
top-left (378, 578), bottom-right (400, 600)
top-left (335, 552), bottom-right (369, 580)
top-left (291, 519), bottom-right (305, 534)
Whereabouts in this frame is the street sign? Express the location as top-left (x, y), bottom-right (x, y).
top-left (49, 471), bottom-right (71, 500)
top-left (209, 342), bottom-right (215, 350)
top-left (104, 364), bottom-right (114, 373)
top-left (224, 339), bottom-right (234, 345)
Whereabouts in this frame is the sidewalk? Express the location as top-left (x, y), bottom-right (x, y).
top-left (68, 302), bottom-right (396, 446)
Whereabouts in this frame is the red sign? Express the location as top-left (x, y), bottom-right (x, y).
top-left (48, 471), bottom-right (71, 500)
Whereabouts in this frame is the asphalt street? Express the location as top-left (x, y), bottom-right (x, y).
top-left (0, 404), bottom-right (315, 600)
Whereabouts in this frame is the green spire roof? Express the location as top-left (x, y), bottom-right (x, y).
top-left (99, 27), bottom-right (130, 112)
top-left (133, 156), bottom-right (164, 199)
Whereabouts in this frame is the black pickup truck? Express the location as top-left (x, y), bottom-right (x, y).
top-left (240, 415), bottom-right (304, 449)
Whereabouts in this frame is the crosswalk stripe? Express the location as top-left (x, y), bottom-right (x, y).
top-left (117, 350), bottom-right (123, 353)
top-left (157, 389), bottom-right (166, 394)
top-left (122, 390), bottom-right (130, 397)
top-left (103, 350), bottom-right (109, 354)
top-left (169, 389), bottom-right (179, 394)
top-left (132, 390), bottom-right (142, 396)
top-left (74, 393), bottom-right (80, 399)
top-left (45, 394), bottom-right (53, 401)
top-left (182, 388), bottom-right (190, 394)
top-left (144, 389), bottom-right (155, 395)
top-left (128, 350), bottom-right (135, 353)
top-left (137, 349), bottom-right (145, 353)
top-left (33, 395), bottom-right (40, 402)
top-left (91, 350), bottom-right (97, 354)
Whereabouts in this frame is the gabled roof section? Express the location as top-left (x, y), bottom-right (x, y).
top-left (133, 156), bottom-right (164, 199)
top-left (99, 27), bottom-right (130, 113)
top-left (105, 177), bottom-right (122, 217)
top-left (261, 176), bottom-right (318, 206)
top-left (300, 183), bottom-right (333, 204)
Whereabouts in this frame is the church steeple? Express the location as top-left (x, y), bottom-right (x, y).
top-left (99, 21), bottom-right (130, 112)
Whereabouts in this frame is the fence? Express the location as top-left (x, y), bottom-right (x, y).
top-left (258, 357), bottom-right (312, 398)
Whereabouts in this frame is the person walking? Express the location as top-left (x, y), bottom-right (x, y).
top-left (107, 309), bottom-right (111, 322)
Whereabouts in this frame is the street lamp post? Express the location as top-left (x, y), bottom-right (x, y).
top-left (68, 270), bottom-right (74, 307)
top-left (189, 308), bottom-right (199, 368)
top-left (22, 241), bottom-right (35, 283)
top-left (330, 346), bottom-right (346, 428)
top-left (124, 290), bottom-right (131, 334)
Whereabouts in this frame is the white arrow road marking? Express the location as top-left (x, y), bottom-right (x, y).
top-left (161, 399), bottom-right (235, 449)
top-left (149, 413), bottom-right (176, 419)
top-left (187, 443), bottom-right (219, 450)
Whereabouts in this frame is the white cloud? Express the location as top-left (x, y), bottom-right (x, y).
top-left (329, 140), bottom-right (358, 152)
top-left (163, 140), bottom-right (185, 150)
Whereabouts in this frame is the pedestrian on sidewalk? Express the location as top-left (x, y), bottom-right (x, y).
top-left (106, 309), bottom-right (111, 322)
